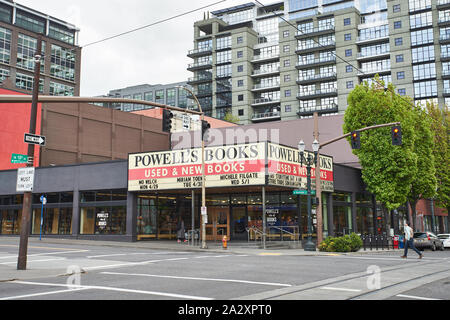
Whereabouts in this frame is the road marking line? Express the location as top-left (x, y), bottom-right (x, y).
top-left (0, 250), bottom-right (89, 260)
top-left (101, 272), bottom-right (293, 287)
top-left (0, 258), bottom-right (66, 265)
top-left (321, 287), bottom-right (362, 292)
top-left (0, 245), bottom-right (87, 251)
top-left (0, 288), bottom-right (90, 300)
top-left (259, 253), bottom-right (282, 256)
top-left (11, 281), bottom-right (213, 300)
top-left (87, 254), bottom-right (129, 259)
top-left (396, 294), bottom-right (442, 301)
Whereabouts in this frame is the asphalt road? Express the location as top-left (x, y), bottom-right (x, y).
top-left (0, 238), bottom-right (449, 304)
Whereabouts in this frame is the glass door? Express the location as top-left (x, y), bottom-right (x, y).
top-left (205, 206), bottom-right (230, 241)
top-left (231, 206), bottom-right (247, 241)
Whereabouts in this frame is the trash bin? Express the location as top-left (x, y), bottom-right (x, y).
top-left (399, 235), bottom-right (405, 249)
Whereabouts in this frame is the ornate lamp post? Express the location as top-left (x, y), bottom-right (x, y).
top-left (298, 139), bottom-right (320, 252)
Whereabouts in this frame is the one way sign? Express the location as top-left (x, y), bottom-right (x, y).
top-left (24, 133), bottom-right (46, 147)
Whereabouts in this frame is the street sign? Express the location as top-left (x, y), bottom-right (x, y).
top-left (16, 167), bottom-right (35, 192)
top-left (293, 190), bottom-right (316, 196)
top-left (182, 114), bottom-right (191, 131)
top-left (40, 195), bottom-right (47, 205)
top-left (24, 133), bottom-right (46, 147)
top-left (11, 153), bottom-right (29, 164)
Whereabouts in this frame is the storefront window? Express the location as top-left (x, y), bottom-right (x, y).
top-left (356, 207), bottom-right (374, 235)
top-left (0, 209), bottom-right (21, 235)
top-left (31, 208), bottom-right (72, 235)
top-left (137, 195), bottom-right (158, 238)
top-left (333, 205), bottom-right (352, 236)
top-left (80, 206), bottom-right (126, 235)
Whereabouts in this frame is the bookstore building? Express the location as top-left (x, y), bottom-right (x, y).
top-left (0, 138), bottom-right (414, 243)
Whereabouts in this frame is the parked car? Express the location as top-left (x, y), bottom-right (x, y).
top-left (438, 234), bottom-right (450, 249)
top-left (413, 232), bottom-right (445, 251)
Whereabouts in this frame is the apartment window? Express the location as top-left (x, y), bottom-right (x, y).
top-left (237, 80), bottom-right (244, 87)
top-left (395, 38), bottom-right (403, 46)
top-left (408, 0), bottom-right (431, 13)
top-left (345, 49), bottom-right (352, 57)
top-left (0, 26), bottom-right (11, 64)
top-left (144, 92), bottom-right (153, 101)
top-left (238, 95), bottom-right (244, 102)
top-left (283, 45), bottom-right (290, 53)
top-left (15, 11), bottom-right (45, 34)
top-left (17, 34), bottom-right (46, 73)
top-left (411, 29), bottom-right (434, 46)
top-left (394, 21), bottom-right (402, 29)
top-left (155, 90), bottom-right (164, 104)
top-left (283, 30), bottom-right (290, 38)
top-left (284, 59), bottom-right (290, 67)
top-left (396, 54), bottom-right (404, 63)
top-left (49, 23), bottom-right (75, 45)
top-left (413, 63), bottom-right (436, 81)
top-left (237, 36), bottom-right (243, 44)
top-left (410, 11), bottom-right (432, 29)
top-left (412, 45), bottom-right (435, 63)
top-left (216, 36), bottom-right (231, 50)
top-left (166, 89), bottom-right (176, 106)
top-left (237, 65), bottom-right (243, 72)
top-left (393, 4), bottom-right (401, 13)
top-left (414, 80), bottom-right (437, 98)
top-left (346, 81), bottom-right (354, 89)
top-left (237, 51), bottom-right (243, 59)
top-left (0, 67), bottom-right (9, 82)
top-left (397, 71), bottom-right (405, 80)
top-left (238, 109), bottom-right (244, 116)
top-left (344, 18), bottom-right (351, 26)
top-left (285, 90), bottom-right (291, 97)
top-left (49, 82), bottom-right (74, 96)
top-left (285, 105), bottom-right (292, 113)
top-left (50, 44), bottom-right (76, 82)
top-left (398, 88), bottom-right (406, 96)
top-left (344, 33), bottom-right (351, 41)
top-left (284, 74), bottom-right (291, 82)
top-left (15, 72), bottom-right (43, 93)
top-left (217, 50), bottom-right (231, 64)
top-left (346, 65), bottom-right (353, 73)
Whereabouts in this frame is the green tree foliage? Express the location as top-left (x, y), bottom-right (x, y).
top-left (426, 103), bottom-right (450, 212)
top-left (343, 79), bottom-right (418, 211)
top-left (407, 104), bottom-right (437, 225)
top-left (223, 112), bottom-right (240, 124)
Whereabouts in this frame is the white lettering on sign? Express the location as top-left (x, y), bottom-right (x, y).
top-left (16, 167), bottom-right (35, 192)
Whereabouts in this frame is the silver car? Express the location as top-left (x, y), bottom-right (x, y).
top-left (438, 234), bottom-right (450, 249)
top-left (413, 232), bottom-right (445, 251)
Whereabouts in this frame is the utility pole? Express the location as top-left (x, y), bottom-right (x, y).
top-left (17, 36), bottom-right (42, 270)
top-left (313, 112), bottom-right (323, 246)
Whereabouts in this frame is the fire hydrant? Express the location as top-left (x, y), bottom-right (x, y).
top-left (222, 236), bottom-right (228, 250)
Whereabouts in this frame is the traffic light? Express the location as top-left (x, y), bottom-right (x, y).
top-left (391, 126), bottom-right (402, 146)
top-left (351, 131), bottom-right (361, 150)
top-left (201, 120), bottom-right (211, 141)
top-left (162, 109), bottom-right (174, 133)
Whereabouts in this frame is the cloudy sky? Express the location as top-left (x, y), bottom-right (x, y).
top-left (19, 0), bottom-right (252, 96)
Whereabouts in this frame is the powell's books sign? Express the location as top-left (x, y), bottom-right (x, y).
top-left (128, 142), bottom-right (334, 192)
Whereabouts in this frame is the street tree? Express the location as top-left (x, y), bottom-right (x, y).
top-left (407, 104), bottom-right (437, 229)
top-left (426, 102), bottom-right (450, 217)
top-left (343, 79), bottom-right (417, 212)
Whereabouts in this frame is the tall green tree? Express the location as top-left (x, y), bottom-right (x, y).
top-left (343, 80), bottom-right (417, 211)
top-left (407, 104), bottom-right (437, 228)
top-left (426, 103), bottom-right (450, 214)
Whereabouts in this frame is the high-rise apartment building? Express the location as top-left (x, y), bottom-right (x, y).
top-left (187, 0), bottom-right (448, 124)
top-left (0, 0), bottom-right (81, 96)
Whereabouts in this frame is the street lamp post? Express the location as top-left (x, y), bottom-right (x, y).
top-left (176, 86), bottom-right (208, 249)
top-left (299, 139), bottom-right (320, 252)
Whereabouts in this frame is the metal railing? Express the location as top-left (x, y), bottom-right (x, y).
top-left (268, 226), bottom-right (300, 246)
top-left (252, 111), bottom-right (281, 120)
top-left (296, 56), bottom-right (336, 67)
top-left (297, 72), bottom-right (336, 82)
top-left (247, 226), bottom-right (264, 247)
top-left (296, 41), bottom-right (335, 52)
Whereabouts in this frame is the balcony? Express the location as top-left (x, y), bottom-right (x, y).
top-left (187, 47), bottom-right (213, 58)
top-left (297, 103), bottom-right (339, 117)
top-left (251, 111), bottom-right (281, 122)
top-left (251, 97), bottom-right (281, 106)
top-left (443, 88), bottom-right (450, 97)
top-left (296, 56), bottom-right (336, 69)
top-left (357, 51), bottom-right (390, 61)
top-left (442, 69), bottom-right (450, 79)
top-left (187, 60), bottom-right (212, 71)
top-left (437, 0), bottom-right (450, 9)
top-left (295, 42), bottom-right (336, 54)
top-left (295, 25), bottom-right (335, 39)
top-left (251, 53), bottom-right (280, 64)
top-left (356, 34), bottom-right (389, 45)
top-left (251, 67), bottom-right (280, 78)
top-left (296, 72), bottom-right (337, 85)
top-left (188, 89), bottom-right (212, 98)
top-left (216, 85), bottom-right (232, 93)
top-left (216, 100), bottom-right (232, 108)
top-left (439, 15), bottom-right (450, 27)
top-left (187, 75), bottom-right (212, 85)
top-left (441, 51), bottom-right (450, 62)
top-left (296, 88), bottom-right (338, 100)
top-left (251, 82), bottom-right (281, 92)
top-left (358, 66), bottom-right (391, 76)
top-left (440, 34), bottom-right (450, 44)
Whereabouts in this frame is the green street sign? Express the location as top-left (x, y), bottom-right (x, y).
top-left (293, 190), bottom-right (316, 196)
top-left (11, 154), bottom-right (29, 164)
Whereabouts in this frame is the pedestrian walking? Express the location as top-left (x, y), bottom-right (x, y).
top-left (177, 218), bottom-right (186, 244)
top-left (401, 222), bottom-right (423, 259)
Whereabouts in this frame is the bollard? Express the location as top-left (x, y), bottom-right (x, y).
top-left (375, 235), bottom-right (378, 251)
top-left (222, 236), bottom-right (228, 250)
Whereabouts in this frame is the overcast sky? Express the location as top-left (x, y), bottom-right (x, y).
top-left (18, 0), bottom-right (251, 96)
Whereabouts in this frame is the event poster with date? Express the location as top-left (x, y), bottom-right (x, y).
top-left (128, 143), bottom-right (267, 191)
